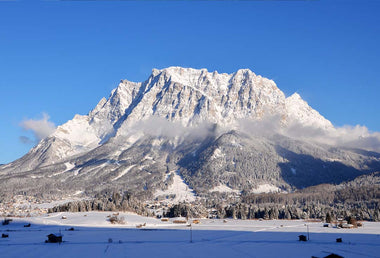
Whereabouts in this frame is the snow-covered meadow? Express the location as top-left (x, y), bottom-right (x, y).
top-left (1, 212), bottom-right (380, 258)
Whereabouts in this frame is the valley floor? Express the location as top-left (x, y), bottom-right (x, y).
top-left (1, 212), bottom-right (380, 258)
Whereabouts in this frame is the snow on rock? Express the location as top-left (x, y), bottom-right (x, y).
top-left (211, 148), bottom-right (224, 160)
top-left (285, 93), bottom-right (334, 130)
top-left (54, 115), bottom-right (100, 148)
top-left (114, 66), bottom-right (287, 130)
top-left (154, 171), bottom-right (196, 203)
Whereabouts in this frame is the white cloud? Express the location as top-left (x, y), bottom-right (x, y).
top-left (20, 113), bottom-right (56, 143)
top-left (238, 115), bottom-right (283, 137)
top-left (124, 116), bottom-right (218, 141)
top-left (282, 122), bottom-right (380, 152)
top-left (237, 115), bottom-right (380, 153)
top-left (125, 115), bottom-right (380, 153)
top-left (332, 125), bottom-right (380, 151)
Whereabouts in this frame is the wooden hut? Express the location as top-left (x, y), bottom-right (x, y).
top-left (298, 235), bottom-right (307, 241)
top-left (46, 234), bottom-right (62, 243)
top-left (2, 219), bottom-right (12, 225)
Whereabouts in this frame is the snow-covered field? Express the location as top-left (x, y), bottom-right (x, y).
top-left (1, 212), bottom-right (380, 258)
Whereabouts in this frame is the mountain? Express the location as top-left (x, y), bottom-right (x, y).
top-left (1, 67), bottom-right (379, 201)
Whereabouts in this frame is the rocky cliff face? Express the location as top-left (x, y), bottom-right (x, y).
top-left (1, 67), bottom-right (379, 200)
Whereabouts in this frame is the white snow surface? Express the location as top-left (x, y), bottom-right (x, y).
top-left (210, 184), bottom-right (240, 194)
top-left (63, 162), bottom-right (75, 172)
top-left (49, 162), bottom-right (77, 177)
top-left (251, 184), bottom-right (281, 194)
top-left (111, 165), bottom-right (136, 181)
top-left (154, 171), bottom-right (196, 203)
top-left (1, 211), bottom-right (380, 258)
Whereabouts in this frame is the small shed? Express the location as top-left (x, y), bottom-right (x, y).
top-left (2, 219), bottom-right (12, 225)
top-left (298, 235), bottom-right (307, 241)
top-left (46, 234), bottom-right (63, 243)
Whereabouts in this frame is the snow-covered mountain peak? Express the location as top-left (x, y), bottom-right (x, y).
top-left (55, 68), bottom-right (329, 150)
top-left (7, 67), bottom-right (338, 170)
top-left (285, 93), bottom-right (333, 130)
top-left (233, 68), bottom-right (256, 77)
top-left (152, 67), bottom-right (280, 98)
top-left (156, 67), bottom-right (215, 89)
top-left (287, 92), bottom-right (302, 100)
top-left (89, 97), bottom-right (107, 117)
top-left (161, 66), bottom-right (209, 75)
top-left (3, 67), bottom-right (380, 203)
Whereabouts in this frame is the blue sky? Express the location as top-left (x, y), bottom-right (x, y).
top-left (0, 0), bottom-right (379, 164)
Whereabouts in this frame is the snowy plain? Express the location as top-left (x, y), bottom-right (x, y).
top-left (1, 212), bottom-right (380, 258)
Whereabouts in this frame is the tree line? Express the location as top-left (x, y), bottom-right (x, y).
top-left (48, 191), bottom-right (152, 216)
top-left (49, 183), bottom-right (380, 222)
